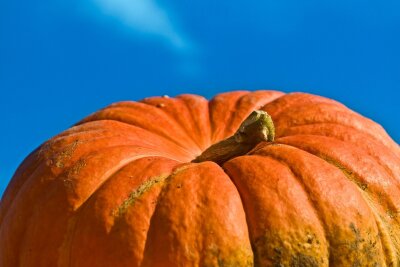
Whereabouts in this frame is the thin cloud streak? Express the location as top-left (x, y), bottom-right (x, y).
top-left (92, 0), bottom-right (190, 50)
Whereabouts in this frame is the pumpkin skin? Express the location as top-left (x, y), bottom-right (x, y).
top-left (1, 90), bottom-right (399, 267)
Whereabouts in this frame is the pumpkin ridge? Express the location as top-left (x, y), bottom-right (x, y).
top-left (222, 155), bottom-right (329, 266)
top-left (271, 102), bottom-right (349, 124)
top-left (80, 106), bottom-right (199, 155)
top-left (250, 152), bottom-right (333, 264)
top-left (218, 165), bottom-right (255, 265)
top-left (139, 99), bottom-right (203, 152)
top-left (75, 154), bottom-right (176, 212)
top-left (215, 91), bottom-right (284, 142)
top-left (141, 162), bottom-right (254, 266)
top-left (272, 142), bottom-right (399, 266)
top-left (100, 121), bottom-right (196, 159)
top-left (312, 157), bottom-right (397, 266)
top-left (0, 146), bottom-right (42, 227)
top-left (66, 120), bottom-right (195, 160)
top-left (304, 155), bottom-right (398, 266)
top-left (209, 91), bottom-right (249, 142)
top-left (1, 129), bottom-right (189, 256)
top-left (278, 132), bottom-right (400, 182)
top-left (0, 136), bottom-right (90, 258)
top-left (48, 126), bottom-right (186, 160)
top-left (220, 92), bottom-right (252, 140)
top-left (279, 127), bottom-right (400, 179)
top-left (277, 135), bottom-right (400, 214)
top-left (279, 121), bottom-right (399, 158)
top-left (177, 95), bottom-right (210, 150)
top-left (262, 92), bottom-right (343, 120)
top-left (249, 142), bottom-right (394, 264)
top-left (61, 156), bottom-right (178, 267)
top-left (113, 173), bottom-right (169, 217)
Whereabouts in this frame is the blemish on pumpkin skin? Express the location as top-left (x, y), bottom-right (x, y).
top-left (290, 253), bottom-right (319, 267)
top-left (335, 223), bottom-right (383, 266)
top-left (202, 244), bottom-right (253, 267)
top-left (54, 140), bottom-right (80, 168)
top-left (63, 178), bottom-right (74, 190)
top-left (386, 210), bottom-right (399, 219)
top-left (323, 157), bottom-right (369, 191)
top-left (113, 174), bottom-right (169, 217)
top-left (67, 159), bottom-right (86, 177)
top-left (253, 232), bottom-right (325, 267)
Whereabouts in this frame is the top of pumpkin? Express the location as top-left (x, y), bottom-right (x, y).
top-left (192, 110), bottom-right (275, 164)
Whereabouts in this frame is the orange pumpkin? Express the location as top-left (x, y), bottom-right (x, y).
top-left (1, 90), bottom-right (399, 266)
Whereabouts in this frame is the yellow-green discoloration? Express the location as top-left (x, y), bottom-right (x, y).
top-left (55, 140), bottom-right (80, 168)
top-left (323, 157), bottom-right (368, 191)
top-left (114, 174), bottom-right (169, 216)
top-left (202, 244), bottom-right (253, 267)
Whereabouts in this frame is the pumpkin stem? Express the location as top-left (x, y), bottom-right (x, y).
top-left (192, 110), bottom-right (275, 164)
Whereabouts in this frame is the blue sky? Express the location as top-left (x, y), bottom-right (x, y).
top-left (1, 0), bottom-right (399, 196)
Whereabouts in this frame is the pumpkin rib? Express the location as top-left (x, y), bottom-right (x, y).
top-left (1, 117), bottom-right (192, 227)
top-left (80, 119), bottom-right (196, 158)
top-left (0, 143), bottom-right (183, 267)
top-left (278, 121), bottom-right (400, 160)
top-left (47, 120), bottom-right (194, 162)
top-left (279, 125), bottom-right (400, 188)
top-left (7, 153), bottom-right (170, 267)
top-left (270, 101), bottom-right (400, 159)
top-left (158, 95), bottom-right (207, 151)
top-left (0, 145), bottom-right (42, 226)
top-left (177, 94), bottom-right (212, 150)
top-left (72, 150), bottom-right (182, 211)
top-left (216, 91), bottom-right (269, 139)
top-left (251, 153), bottom-right (333, 264)
top-left (141, 162), bottom-right (254, 267)
top-left (271, 138), bottom-right (400, 265)
top-left (1, 122), bottom-right (191, 226)
top-left (315, 158), bottom-right (397, 266)
top-left (138, 98), bottom-right (204, 152)
top-left (261, 93), bottom-right (346, 133)
top-left (275, 135), bottom-right (400, 211)
top-left (249, 144), bottom-right (388, 265)
top-left (0, 163), bottom-right (51, 267)
top-left (304, 155), bottom-right (398, 266)
top-left (262, 92), bottom-right (399, 157)
top-left (262, 92), bottom-right (345, 120)
top-left (70, 120), bottom-right (195, 160)
top-left (210, 90), bottom-right (284, 142)
top-left (79, 106), bottom-right (199, 155)
top-left (279, 126), bottom-right (400, 181)
top-left (223, 155), bottom-right (330, 266)
top-left (62, 157), bottom-right (179, 267)
top-left (102, 102), bottom-right (202, 153)
top-left (208, 91), bottom-right (250, 143)
top-left (41, 155), bottom-right (174, 266)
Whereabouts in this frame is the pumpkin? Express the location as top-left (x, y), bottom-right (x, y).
top-left (1, 90), bottom-right (399, 267)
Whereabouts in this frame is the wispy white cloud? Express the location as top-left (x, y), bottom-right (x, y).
top-left (91, 0), bottom-right (190, 50)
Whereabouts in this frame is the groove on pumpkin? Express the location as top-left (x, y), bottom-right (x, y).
top-left (285, 147), bottom-right (399, 267)
top-left (316, 156), bottom-right (399, 267)
top-left (114, 174), bottom-right (169, 217)
top-left (258, 154), bottom-right (332, 266)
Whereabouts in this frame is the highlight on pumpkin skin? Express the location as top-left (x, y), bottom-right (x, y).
top-left (192, 110), bottom-right (275, 164)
